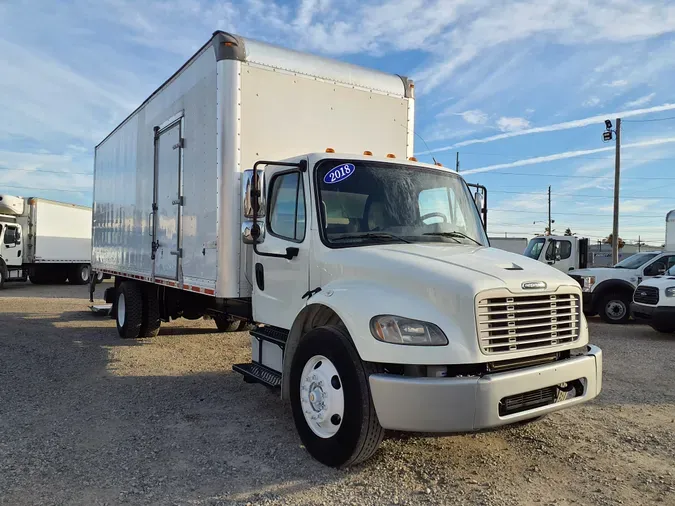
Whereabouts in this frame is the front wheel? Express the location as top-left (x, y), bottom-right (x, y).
top-left (599, 293), bottom-right (631, 324)
top-left (214, 315), bottom-right (241, 332)
top-left (290, 325), bottom-right (384, 468)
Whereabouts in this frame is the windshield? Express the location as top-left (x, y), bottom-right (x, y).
top-left (614, 252), bottom-right (660, 269)
top-left (524, 238), bottom-right (546, 259)
top-left (315, 160), bottom-right (487, 247)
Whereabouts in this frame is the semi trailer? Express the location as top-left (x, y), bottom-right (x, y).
top-left (92, 31), bottom-right (602, 467)
top-left (0, 195), bottom-right (93, 288)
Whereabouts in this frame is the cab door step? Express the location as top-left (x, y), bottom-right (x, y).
top-left (232, 363), bottom-right (281, 388)
top-left (250, 325), bottom-right (288, 348)
top-left (233, 326), bottom-right (289, 387)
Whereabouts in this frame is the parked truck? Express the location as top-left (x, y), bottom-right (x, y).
top-left (0, 195), bottom-right (93, 288)
top-left (524, 235), bottom-right (590, 272)
top-left (92, 31), bottom-right (602, 467)
top-left (489, 236), bottom-right (528, 255)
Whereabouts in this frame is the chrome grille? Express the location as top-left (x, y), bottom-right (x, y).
top-left (477, 290), bottom-right (581, 354)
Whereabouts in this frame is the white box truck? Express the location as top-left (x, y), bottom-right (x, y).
top-left (489, 236), bottom-right (528, 255)
top-left (0, 195), bottom-right (93, 288)
top-left (92, 31), bottom-right (602, 467)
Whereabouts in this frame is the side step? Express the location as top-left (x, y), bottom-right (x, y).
top-left (232, 363), bottom-right (281, 388)
top-left (250, 325), bottom-right (288, 348)
top-left (232, 326), bottom-right (289, 387)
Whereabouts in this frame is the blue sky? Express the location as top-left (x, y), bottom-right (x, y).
top-left (2, 0), bottom-right (675, 245)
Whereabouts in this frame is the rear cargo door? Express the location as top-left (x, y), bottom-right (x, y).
top-left (153, 118), bottom-right (183, 280)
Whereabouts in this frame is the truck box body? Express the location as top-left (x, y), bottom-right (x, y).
top-left (488, 237), bottom-right (528, 255)
top-left (24, 199), bottom-right (92, 264)
top-left (92, 31), bottom-right (414, 298)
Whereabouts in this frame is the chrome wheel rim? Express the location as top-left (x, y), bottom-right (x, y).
top-left (118, 292), bottom-right (126, 327)
top-left (300, 355), bottom-right (344, 439)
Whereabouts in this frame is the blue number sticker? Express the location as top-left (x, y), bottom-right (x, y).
top-left (324, 163), bottom-right (355, 184)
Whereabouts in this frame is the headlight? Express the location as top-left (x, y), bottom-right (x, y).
top-left (582, 276), bottom-right (596, 292)
top-left (665, 287), bottom-right (675, 297)
top-left (370, 315), bottom-right (448, 346)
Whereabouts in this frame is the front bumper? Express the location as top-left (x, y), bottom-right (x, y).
top-left (369, 345), bottom-right (602, 432)
top-left (631, 302), bottom-right (675, 325)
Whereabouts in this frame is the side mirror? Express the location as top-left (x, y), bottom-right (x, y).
top-left (242, 169), bottom-right (266, 245)
top-left (473, 191), bottom-right (484, 211)
top-left (242, 169), bottom-right (265, 219)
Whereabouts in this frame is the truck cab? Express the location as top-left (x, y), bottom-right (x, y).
top-left (524, 235), bottom-right (589, 273)
top-left (241, 152), bottom-right (602, 466)
top-left (0, 221), bottom-right (23, 287)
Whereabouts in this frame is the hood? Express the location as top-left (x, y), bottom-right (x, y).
top-left (319, 243), bottom-right (578, 294)
top-left (570, 266), bottom-right (636, 282)
top-left (639, 275), bottom-right (675, 288)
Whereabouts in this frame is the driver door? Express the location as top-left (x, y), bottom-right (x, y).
top-left (252, 166), bottom-right (310, 330)
top-left (1, 225), bottom-right (22, 267)
top-left (642, 254), bottom-right (675, 281)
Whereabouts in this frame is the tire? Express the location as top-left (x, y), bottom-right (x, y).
top-left (599, 292), bottom-right (631, 324)
top-left (69, 264), bottom-right (90, 285)
top-left (116, 281), bottom-right (143, 339)
top-left (214, 315), bottom-right (241, 332)
top-left (0, 263), bottom-right (6, 289)
top-left (238, 320), bottom-right (256, 332)
top-left (95, 271), bottom-right (105, 283)
top-left (140, 284), bottom-right (161, 338)
top-left (649, 322), bottom-right (675, 333)
top-left (290, 325), bottom-right (384, 468)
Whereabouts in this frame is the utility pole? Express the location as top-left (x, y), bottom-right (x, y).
top-left (456, 152), bottom-right (460, 173)
top-left (548, 185), bottom-right (552, 235)
top-left (612, 118), bottom-right (621, 265)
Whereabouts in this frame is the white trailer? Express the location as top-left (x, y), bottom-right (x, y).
top-left (0, 195), bottom-right (93, 287)
top-left (489, 236), bottom-right (528, 255)
top-left (93, 31), bottom-right (602, 468)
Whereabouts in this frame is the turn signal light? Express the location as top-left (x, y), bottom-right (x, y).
top-left (434, 162), bottom-right (443, 166)
top-left (386, 153), bottom-right (396, 158)
top-left (409, 157), bottom-right (418, 161)
top-left (363, 150), bottom-right (373, 156)
top-left (325, 147), bottom-right (335, 153)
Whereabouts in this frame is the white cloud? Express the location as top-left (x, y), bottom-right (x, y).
top-left (421, 102), bottom-right (675, 155)
top-left (598, 200), bottom-right (652, 213)
top-left (624, 93), bottom-right (656, 108)
top-left (583, 97), bottom-right (601, 107)
top-left (603, 79), bottom-right (628, 87)
top-left (457, 110), bottom-right (489, 125)
top-left (462, 135), bottom-right (675, 175)
top-left (496, 116), bottom-right (530, 132)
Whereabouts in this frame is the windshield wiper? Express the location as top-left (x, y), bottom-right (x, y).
top-left (423, 231), bottom-right (482, 246)
top-left (331, 232), bottom-right (412, 244)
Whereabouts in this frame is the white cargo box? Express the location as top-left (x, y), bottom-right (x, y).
top-left (93, 31), bottom-right (414, 298)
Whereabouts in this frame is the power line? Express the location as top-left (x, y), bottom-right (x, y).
top-left (458, 152), bottom-right (675, 162)
top-left (470, 171), bottom-right (675, 180)
top-left (0, 167), bottom-right (92, 176)
top-left (490, 190), bottom-right (670, 200)
top-left (0, 183), bottom-right (89, 194)
top-left (623, 115), bottom-right (675, 123)
top-left (491, 208), bottom-right (664, 218)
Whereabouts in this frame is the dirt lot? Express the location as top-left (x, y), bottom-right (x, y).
top-left (0, 282), bottom-right (673, 506)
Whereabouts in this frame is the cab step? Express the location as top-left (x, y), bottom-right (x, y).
top-left (232, 363), bottom-right (281, 388)
top-left (250, 325), bottom-right (288, 348)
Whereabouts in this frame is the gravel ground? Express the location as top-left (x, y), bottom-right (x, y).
top-left (0, 281), bottom-right (674, 506)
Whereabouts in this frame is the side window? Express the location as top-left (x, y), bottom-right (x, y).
top-left (665, 255), bottom-right (675, 270)
top-left (558, 240), bottom-right (572, 260)
top-left (545, 240), bottom-right (556, 261)
top-left (268, 172), bottom-right (306, 241)
top-left (3, 226), bottom-right (16, 245)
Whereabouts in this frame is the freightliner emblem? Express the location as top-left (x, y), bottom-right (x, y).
top-left (522, 281), bottom-right (547, 290)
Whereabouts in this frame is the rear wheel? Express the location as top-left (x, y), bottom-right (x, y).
top-left (599, 292), bottom-right (631, 324)
top-left (214, 315), bottom-right (241, 332)
top-left (69, 264), bottom-right (91, 285)
top-left (140, 285), bottom-right (161, 338)
top-left (290, 325), bottom-right (384, 468)
top-left (0, 263), bottom-right (6, 289)
top-left (116, 281), bottom-right (143, 339)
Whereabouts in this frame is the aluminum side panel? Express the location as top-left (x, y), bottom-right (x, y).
top-left (239, 64), bottom-right (410, 170)
top-left (93, 48), bottom-right (217, 283)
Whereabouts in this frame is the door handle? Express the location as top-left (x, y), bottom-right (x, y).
top-left (148, 212), bottom-right (154, 236)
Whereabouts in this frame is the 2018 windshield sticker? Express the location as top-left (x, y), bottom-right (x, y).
top-left (324, 163), bottom-right (355, 184)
